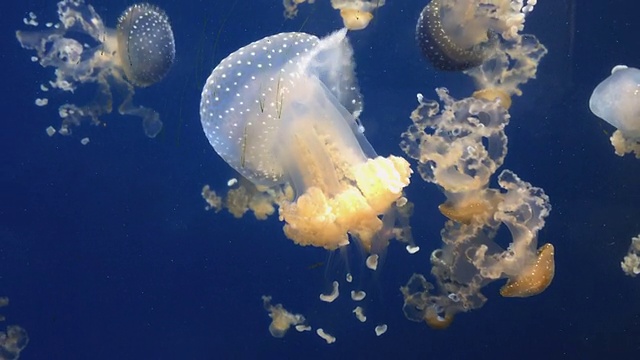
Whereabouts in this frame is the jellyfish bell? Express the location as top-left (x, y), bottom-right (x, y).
top-left (590, 65), bottom-right (640, 139)
top-left (117, 3), bottom-right (176, 87)
top-left (16, 0), bottom-right (175, 138)
top-left (416, 0), bottom-right (494, 71)
top-left (200, 29), bottom-right (412, 252)
top-left (416, 0), bottom-right (540, 76)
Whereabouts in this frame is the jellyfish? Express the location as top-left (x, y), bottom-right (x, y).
top-left (200, 29), bottom-right (412, 253)
top-left (262, 296), bottom-right (307, 338)
top-left (589, 65), bottom-right (640, 158)
top-left (416, 0), bottom-right (492, 71)
top-left (0, 297), bottom-right (29, 359)
top-left (202, 177), bottom-right (293, 220)
top-left (400, 88), bottom-right (554, 329)
top-left (330, 0), bottom-right (386, 30)
top-left (621, 234), bottom-right (640, 277)
top-left (16, 0), bottom-right (175, 138)
top-left (283, 0), bottom-right (316, 19)
top-left (282, 0), bottom-right (385, 30)
top-left (417, 0), bottom-right (546, 103)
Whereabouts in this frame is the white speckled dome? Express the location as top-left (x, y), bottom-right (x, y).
top-left (117, 3), bottom-right (175, 87)
top-left (200, 29), bottom-right (366, 187)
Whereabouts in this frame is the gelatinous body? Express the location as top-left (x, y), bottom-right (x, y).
top-left (416, 0), bottom-right (487, 71)
top-left (117, 3), bottom-right (176, 87)
top-left (16, 0), bottom-right (175, 138)
top-left (283, 1), bottom-right (385, 30)
top-left (590, 65), bottom-right (640, 139)
top-left (331, 0), bottom-right (386, 30)
top-left (589, 65), bottom-right (640, 157)
top-left (0, 297), bottom-right (29, 359)
top-left (622, 235), bottom-right (640, 277)
top-left (262, 296), bottom-right (307, 338)
top-left (201, 29), bottom-right (412, 251)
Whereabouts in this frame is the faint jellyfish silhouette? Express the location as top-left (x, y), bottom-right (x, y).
top-left (16, 0), bottom-right (175, 138)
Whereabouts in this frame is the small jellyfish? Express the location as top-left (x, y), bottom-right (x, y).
top-left (416, 0), bottom-right (490, 71)
top-left (200, 29), bottom-right (412, 252)
top-left (16, 0), bottom-right (175, 138)
top-left (621, 234), bottom-right (640, 277)
top-left (330, 0), bottom-right (386, 30)
top-left (590, 65), bottom-right (640, 157)
top-left (262, 295), bottom-right (307, 338)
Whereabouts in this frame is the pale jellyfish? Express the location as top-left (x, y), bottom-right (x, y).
top-left (200, 29), bottom-right (412, 253)
top-left (16, 0), bottom-right (175, 138)
top-left (282, 0), bottom-right (385, 30)
top-left (589, 65), bottom-right (640, 157)
top-left (417, 0), bottom-right (546, 102)
top-left (621, 234), bottom-right (640, 277)
top-left (330, 0), bottom-right (386, 30)
top-left (262, 296), bottom-right (307, 338)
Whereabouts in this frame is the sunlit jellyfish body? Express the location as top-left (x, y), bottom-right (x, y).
top-left (201, 29), bottom-right (412, 252)
top-left (15, 0), bottom-right (175, 138)
top-left (590, 65), bottom-right (640, 139)
top-left (117, 3), bottom-right (175, 88)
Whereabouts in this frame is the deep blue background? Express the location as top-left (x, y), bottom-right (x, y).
top-left (1, 0), bottom-right (639, 359)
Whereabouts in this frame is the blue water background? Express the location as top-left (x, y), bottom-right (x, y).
top-left (1, 0), bottom-right (639, 358)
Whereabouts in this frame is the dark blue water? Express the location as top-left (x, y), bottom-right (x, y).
top-left (2, 0), bottom-right (639, 359)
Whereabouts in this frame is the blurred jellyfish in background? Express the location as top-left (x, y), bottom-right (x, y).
top-left (417, 0), bottom-right (545, 100)
top-left (261, 296), bottom-right (308, 338)
top-left (400, 0), bottom-right (553, 329)
top-left (589, 65), bottom-right (640, 158)
top-left (200, 29), bottom-right (414, 256)
top-left (621, 235), bottom-right (640, 277)
top-left (0, 297), bottom-right (29, 359)
top-left (283, 0), bottom-right (385, 30)
top-left (16, 0), bottom-right (175, 138)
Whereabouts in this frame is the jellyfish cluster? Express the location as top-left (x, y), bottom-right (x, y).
top-left (13, 0), bottom-right (639, 347)
top-left (197, 0), bottom-right (557, 335)
top-left (16, 0), bottom-right (175, 138)
top-left (399, 0), bottom-right (553, 329)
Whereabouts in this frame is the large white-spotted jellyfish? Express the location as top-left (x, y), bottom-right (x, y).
top-left (200, 29), bottom-right (413, 254)
top-left (16, 0), bottom-right (175, 138)
top-left (589, 65), bottom-right (640, 158)
top-left (401, 0), bottom-right (553, 329)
